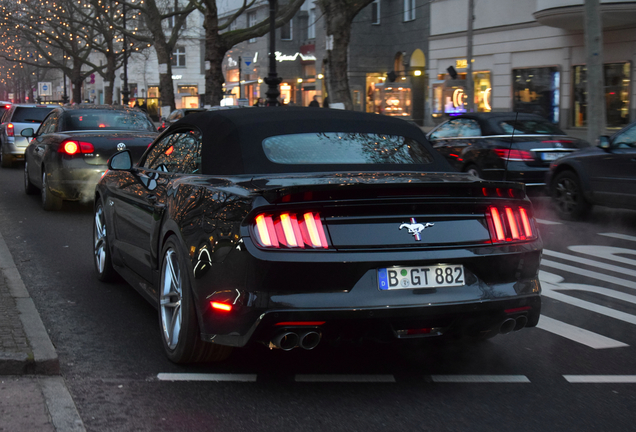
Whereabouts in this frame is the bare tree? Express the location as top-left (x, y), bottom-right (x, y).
top-left (316, 0), bottom-right (374, 110)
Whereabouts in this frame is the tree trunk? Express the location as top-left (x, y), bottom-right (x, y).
top-left (203, 9), bottom-right (226, 106)
top-left (104, 51), bottom-right (116, 105)
top-left (71, 61), bottom-right (84, 103)
top-left (323, 7), bottom-right (353, 110)
top-left (154, 43), bottom-right (176, 112)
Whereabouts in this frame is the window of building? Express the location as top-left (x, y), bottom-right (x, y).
top-left (573, 62), bottom-right (631, 128)
top-left (432, 71), bottom-right (491, 116)
top-left (248, 12), bottom-right (257, 43)
top-left (372, 0), bottom-right (381, 25)
top-left (308, 8), bottom-right (316, 39)
top-left (403, 0), bottom-right (415, 22)
top-left (513, 67), bottom-right (560, 124)
top-left (167, 8), bottom-right (186, 29)
top-left (281, 19), bottom-right (293, 40)
top-left (177, 85), bottom-right (198, 96)
top-left (229, 19), bottom-right (238, 31)
top-left (171, 46), bottom-right (186, 67)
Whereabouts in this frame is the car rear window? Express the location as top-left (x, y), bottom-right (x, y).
top-left (11, 107), bottom-right (52, 122)
top-left (262, 132), bottom-right (434, 165)
top-left (63, 111), bottom-right (155, 131)
top-left (498, 120), bottom-right (564, 135)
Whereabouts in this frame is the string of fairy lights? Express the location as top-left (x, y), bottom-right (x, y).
top-left (0, 0), bottom-right (150, 99)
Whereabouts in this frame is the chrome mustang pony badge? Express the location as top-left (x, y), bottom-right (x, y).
top-left (399, 218), bottom-right (434, 241)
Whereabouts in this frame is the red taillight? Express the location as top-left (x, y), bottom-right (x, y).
top-left (486, 206), bottom-right (536, 243)
top-left (253, 211), bottom-right (329, 249)
top-left (493, 148), bottom-right (534, 161)
top-left (59, 140), bottom-right (95, 155)
top-left (211, 302), bottom-right (232, 312)
top-left (6, 123), bottom-right (14, 137)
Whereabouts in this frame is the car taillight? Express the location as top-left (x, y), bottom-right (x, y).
top-left (253, 211), bottom-right (329, 249)
top-left (486, 206), bottom-right (536, 243)
top-left (493, 148), bottom-right (534, 161)
top-left (59, 140), bottom-right (95, 155)
top-left (6, 123), bottom-right (14, 137)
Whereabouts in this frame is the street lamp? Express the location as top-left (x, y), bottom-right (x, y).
top-left (121, 3), bottom-right (130, 106)
top-left (264, 0), bottom-right (281, 106)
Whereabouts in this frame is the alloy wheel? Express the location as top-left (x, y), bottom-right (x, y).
top-left (94, 206), bottom-right (107, 274)
top-left (160, 249), bottom-right (183, 350)
top-left (554, 177), bottom-right (578, 214)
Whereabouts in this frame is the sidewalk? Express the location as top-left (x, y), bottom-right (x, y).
top-left (0, 231), bottom-right (85, 431)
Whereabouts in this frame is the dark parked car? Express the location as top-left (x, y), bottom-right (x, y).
top-left (426, 113), bottom-right (589, 189)
top-left (94, 107), bottom-right (542, 363)
top-left (23, 105), bottom-right (157, 210)
top-left (157, 108), bottom-right (207, 131)
top-left (1, 104), bottom-right (54, 167)
top-left (548, 121), bottom-right (636, 220)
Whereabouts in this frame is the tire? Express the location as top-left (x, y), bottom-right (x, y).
top-left (93, 201), bottom-right (116, 282)
top-left (159, 235), bottom-right (232, 363)
top-left (550, 170), bottom-right (591, 221)
top-left (464, 164), bottom-right (481, 179)
top-left (24, 161), bottom-right (38, 195)
top-left (0, 144), bottom-right (12, 168)
top-left (41, 169), bottom-right (63, 211)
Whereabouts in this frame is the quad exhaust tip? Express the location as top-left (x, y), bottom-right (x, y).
top-left (269, 330), bottom-right (322, 351)
top-left (499, 316), bottom-right (528, 335)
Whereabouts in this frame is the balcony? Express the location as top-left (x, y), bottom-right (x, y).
top-left (534, 0), bottom-right (636, 30)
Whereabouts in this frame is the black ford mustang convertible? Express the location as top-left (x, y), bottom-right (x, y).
top-left (94, 107), bottom-right (542, 363)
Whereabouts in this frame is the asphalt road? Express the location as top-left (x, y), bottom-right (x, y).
top-left (1, 164), bottom-right (635, 432)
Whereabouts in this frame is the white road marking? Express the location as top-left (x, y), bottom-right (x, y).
top-left (540, 259), bottom-right (636, 290)
top-left (564, 375), bottom-right (636, 383)
top-left (536, 315), bottom-right (628, 349)
top-left (295, 375), bottom-right (396, 383)
top-left (599, 233), bottom-right (636, 243)
top-left (535, 218), bottom-right (562, 225)
top-left (543, 249), bottom-right (636, 278)
top-left (157, 373), bottom-right (257, 382)
top-left (568, 245), bottom-right (636, 268)
top-left (431, 375), bottom-right (530, 383)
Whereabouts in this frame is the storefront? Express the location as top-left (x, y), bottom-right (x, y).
top-left (431, 70), bottom-right (492, 118)
top-left (513, 67), bottom-right (560, 124)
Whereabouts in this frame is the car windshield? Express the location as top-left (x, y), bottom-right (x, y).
top-left (12, 107), bottom-right (52, 122)
top-left (63, 110), bottom-right (155, 132)
top-left (498, 120), bottom-right (564, 135)
top-left (262, 132), bottom-right (434, 165)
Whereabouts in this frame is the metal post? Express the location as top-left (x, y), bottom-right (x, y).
top-left (62, 65), bottom-right (68, 104)
top-left (36, 68), bottom-right (41, 104)
top-left (238, 55), bottom-right (242, 99)
top-left (264, 0), bottom-right (281, 106)
top-left (465, 0), bottom-right (475, 113)
top-left (121, 3), bottom-right (130, 106)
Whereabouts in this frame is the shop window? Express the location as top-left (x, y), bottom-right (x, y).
top-left (281, 20), bottom-right (293, 40)
top-left (372, 0), bottom-right (381, 25)
top-left (432, 71), bottom-right (491, 117)
top-left (171, 46), bottom-right (186, 67)
top-left (177, 85), bottom-right (198, 96)
top-left (403, 0), bottom-right (415, 22)
top-left (147, 86), bottom-right (160, 98)
top-left (280, 83), bottom-right (292, 105)
top-left (573, 62), bottom-right (631, 128)
top-left (513, 67), bottom-right (560, 124)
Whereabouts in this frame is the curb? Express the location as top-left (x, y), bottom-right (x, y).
top-left (0, 231), bottom-right (59, 375)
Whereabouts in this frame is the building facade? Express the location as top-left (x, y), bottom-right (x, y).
top-left (428, 0), bottom-right (636, 131)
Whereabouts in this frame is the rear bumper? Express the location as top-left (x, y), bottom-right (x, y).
top-left (47, 160), bottom-right (106, 201)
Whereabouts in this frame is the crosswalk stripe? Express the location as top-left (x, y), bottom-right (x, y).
top-left (599, 233), bottom-right (636, 243)
top-left (295, 374), bottom-right (395, 383)
top-left (541, 288), bottom-right (636, 326)
top-left (543, 249), bottom-right (636, 278)
top-left (535, 218), bottom-right (562, 225)
top-left (431, 375), bottom-right (530, 383)
top-left (157, 373), bottom-right (257, 382)
top-left (564, 375), bottom-right (636, 383)
top-left (540, 259), bottom-right (636, 290)
top-left (535, 315), bottom-right (628, 349)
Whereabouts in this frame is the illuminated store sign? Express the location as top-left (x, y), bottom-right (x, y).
top-left (275, 51), bottom-right (317, 62)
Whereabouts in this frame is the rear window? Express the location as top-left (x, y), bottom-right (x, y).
top-left (63, 110), bottom-right (155, 132)
top-left (262, 133), bottom-right (434, 165)
top-left (499, 120), bottom-right (564, 135)
top-left (11, 107), bottom-right (52, 122)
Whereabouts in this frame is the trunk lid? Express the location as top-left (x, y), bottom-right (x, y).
top-left (62, 131), bottom-right (157, 165)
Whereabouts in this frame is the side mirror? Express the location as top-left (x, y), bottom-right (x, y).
top-left (108, 150), bottom-right (133, 170)
top-left (21, 128), bottom-right (34, 137)
top-left (597, 135), bottom-right (611, 150)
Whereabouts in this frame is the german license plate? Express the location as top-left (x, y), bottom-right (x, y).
top-left (378, 265), bottom-right (465, 290)
top-left (540, 152), bottom-right (564, 161)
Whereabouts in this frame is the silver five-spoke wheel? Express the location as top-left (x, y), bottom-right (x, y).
top-left (160, 248), bottom-right (183, 350)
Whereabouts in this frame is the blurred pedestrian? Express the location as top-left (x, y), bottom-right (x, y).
top-left (323, 96), bottom-right (329, 108)
top-left (308, 96), bottom-right (320, 107)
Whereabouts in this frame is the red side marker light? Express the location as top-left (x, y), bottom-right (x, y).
top-left (211, 302), bottom-right (232, 312)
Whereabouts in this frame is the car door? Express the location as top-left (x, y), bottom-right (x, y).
top-left (111, 129), bottom-right (202, 284)
top-left (428, 118), bottom-right (481, 171)
top-left (590, 124), bottom-right (636, 206)
top-left (27, 112), bottom-right (59, 188)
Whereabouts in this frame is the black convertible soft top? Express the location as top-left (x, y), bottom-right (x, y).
top-left (172, 106), bottom-right (452, 175)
